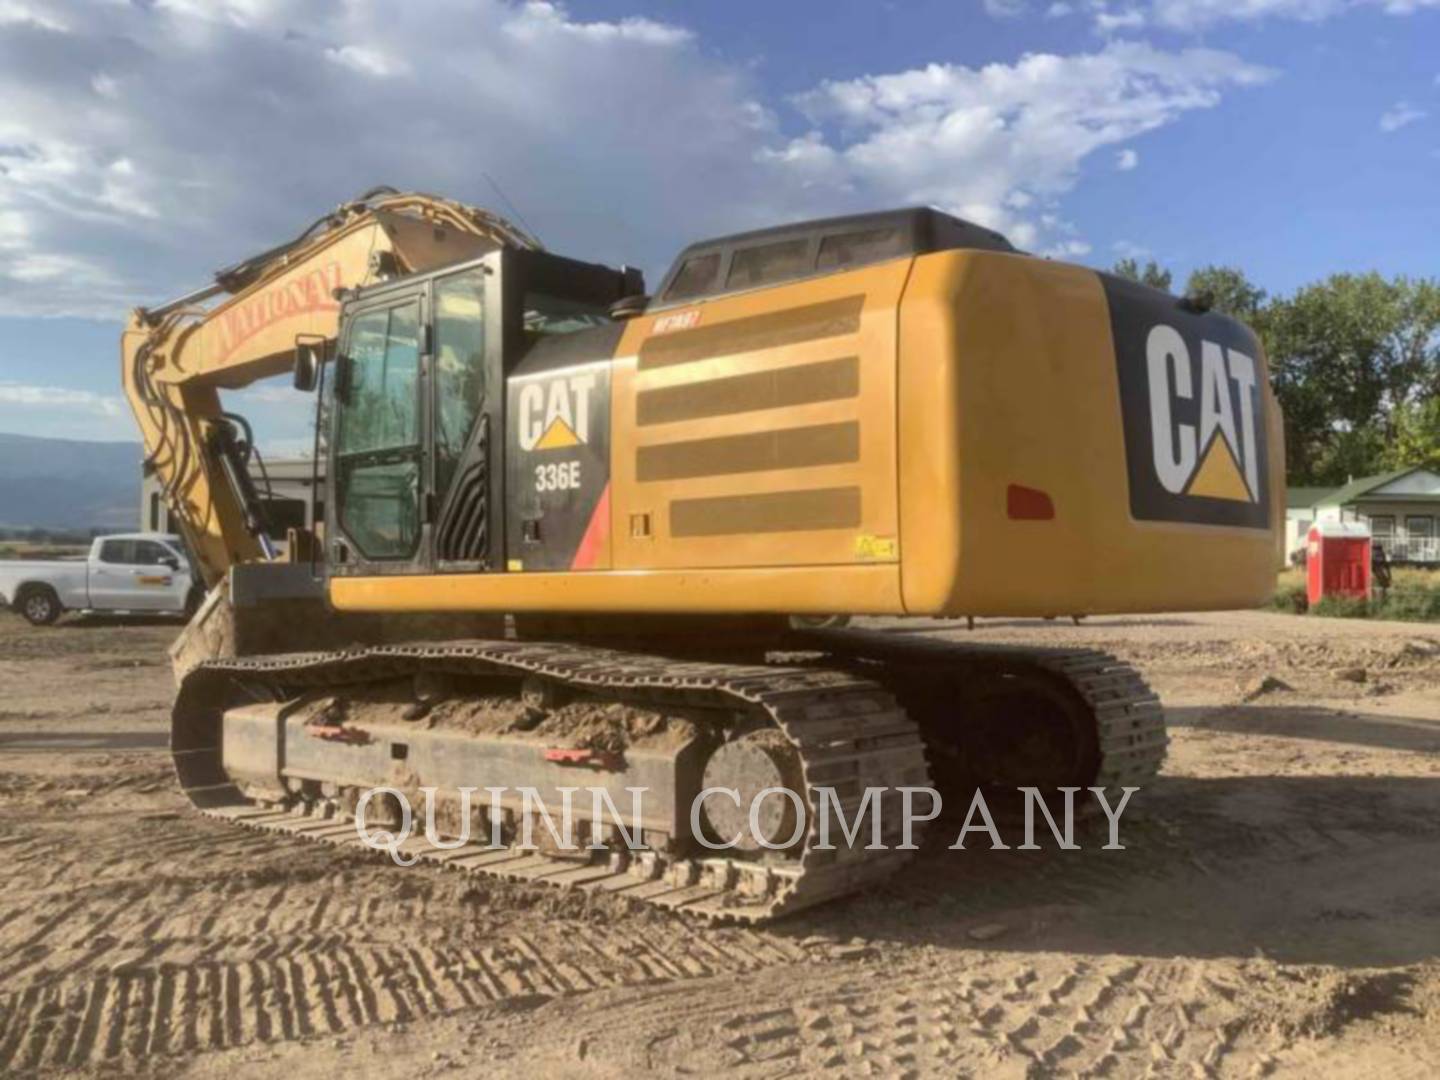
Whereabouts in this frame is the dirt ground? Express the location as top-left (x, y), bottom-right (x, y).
top-left (1, 608), bottom-right (1438, 1079)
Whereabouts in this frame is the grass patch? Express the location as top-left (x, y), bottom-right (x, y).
top-left (1270, 569), bottom-right (1309, 614)
top-left (1311, 595), bottom-right (1372, 619)
top-left (1272, 567), bottom-right (1440, 622)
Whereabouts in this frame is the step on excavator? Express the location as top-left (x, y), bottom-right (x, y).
top-left (124, 188), bottom-right (1284, 920)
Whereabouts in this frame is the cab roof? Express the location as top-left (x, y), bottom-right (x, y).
top-left (652, 207), bottom-right (1017, 309)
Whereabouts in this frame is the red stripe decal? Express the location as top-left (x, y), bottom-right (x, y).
top-left (570, 483), bottom-right (611, 570)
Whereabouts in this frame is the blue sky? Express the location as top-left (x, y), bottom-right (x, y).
top-left (0, 0), bottom-right (1435, 452)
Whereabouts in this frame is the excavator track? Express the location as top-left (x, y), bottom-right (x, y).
top-left (171, 633), bottom-right (1166, 923)
top-left (174, 639), bottom-right (930, 924)
top-left (803, 629), bottom-right (1170, 791)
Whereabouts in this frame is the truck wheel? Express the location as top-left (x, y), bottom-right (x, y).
top-left (18, 586), bottom-right (61, 626)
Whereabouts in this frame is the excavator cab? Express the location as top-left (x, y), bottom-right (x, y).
top-left (320, 248), bottom-right (639, 581)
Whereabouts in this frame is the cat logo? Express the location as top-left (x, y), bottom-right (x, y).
top-left (518, 372), bottom-right (596, 452)
top-left (1105, 272), bottom-right (1270, 530)
top-left (1146, 324), bottom-right (1260, 504)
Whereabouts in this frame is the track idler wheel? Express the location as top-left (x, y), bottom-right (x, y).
top-left (700, 729), bottom-right (806, 851)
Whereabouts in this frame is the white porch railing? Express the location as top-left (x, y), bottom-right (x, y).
top-left (1380, 538), bottom-right (1440, 563)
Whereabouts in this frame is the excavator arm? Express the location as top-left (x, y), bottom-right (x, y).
top-left (122, 188), bottom-right (538, 586)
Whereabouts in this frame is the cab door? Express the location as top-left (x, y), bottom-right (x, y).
top-left (328, 262), bottom-right (500, 577)
top-left (430, 262), bottom-right (503, 570)
top-left (329, 289), bottom-right (428, 573)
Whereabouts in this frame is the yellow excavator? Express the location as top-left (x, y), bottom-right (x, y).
top-left (124, 188), bottom-right (1284, 920)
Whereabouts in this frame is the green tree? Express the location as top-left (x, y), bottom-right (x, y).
top-left (1264, 274), bottom-right (1440, 483)
top-left (1112, 257), bottom-right (1173, 292)
top-left (1389, 397), bottom-right (1440, 470)
top-left (1394, 278), bottom-right (1440, 402)
top-left (1312, 425), bottom-right (1387, 486)
top-left (1183, 265), bottom-right (1267, 322)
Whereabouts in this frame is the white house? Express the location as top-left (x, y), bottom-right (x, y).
top-left (1284, 486), bottom-right (1333, 563)
top-left (1301, 466), bottom-right (1440, 564)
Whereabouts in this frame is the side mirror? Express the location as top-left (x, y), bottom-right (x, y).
top-left (162, 555), bottom-right (181, 571)
top-left (294, 340), bottom-right (323, 392)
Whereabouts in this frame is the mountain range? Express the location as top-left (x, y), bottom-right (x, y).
top-left (0, 432), bottom-right (142, 530)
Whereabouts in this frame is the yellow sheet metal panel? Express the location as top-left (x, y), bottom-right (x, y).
top-left (898, 250), bottom-right (1283, 616)
top-left (609, 261), bottom-right (909, 573)
top-left (330, 563), bottom-right (902, 615)
top-left (635, 356), bottom-right (860, 426)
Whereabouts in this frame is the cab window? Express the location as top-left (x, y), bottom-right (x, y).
top-left (726, 238), bottom-right (810, 289)
top-left (336, 304), bottom-right (421, 456)
top-left (334, 301), bottom-right (422, 560)
top-left (664, 252), bottom-right (721, 301)
top-left (433, 269), bottom-right (487, 498)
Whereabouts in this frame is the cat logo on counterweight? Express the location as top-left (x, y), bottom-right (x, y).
top-left (1105, 274), bottom-right (1270, 530)
top-left (1145, 324), bottom-right (1260, 504)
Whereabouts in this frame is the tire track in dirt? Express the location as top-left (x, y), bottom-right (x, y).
top-left (565, 954), bottom-right (1306, 1078)
top-left (2, 796), bottom-right (1431, 1075)
top-left (0, 925), bottom-right (808, 1075)
top-left (0, 806), bottom-right (814, 1077)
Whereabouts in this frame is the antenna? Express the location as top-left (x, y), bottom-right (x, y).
top-left (481, 172), bottom-right (541, 247)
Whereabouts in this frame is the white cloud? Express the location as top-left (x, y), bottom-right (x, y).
top-left (0, 382), bottom-right (138, 441)
top-left (0, 1), bottom-right (68, 33)
top-left (0, 0), bottom-right (767, 316)
top-left (983, 0), bottom-right (1030, 16)
top-left (503, 1), bottom-right (693, 45)
top-left (151, 0), bottom-right (287, 28)
top-left (0, 210), bottom-right (29, 250)
top-left (1097, 0), bottom-right (1440, 31)
top-left (1041, 239), bottom-right (1093, 258)
top-left (1116, 148), bottom-right (1140, 170)
top-left (1379, 101), bottom-right (1427, 132)
top-left (0, 3), bottom-right (1272, 319)
top-left (325, 45), bottom-right (406, 78)
top-left (0, 383), bottom-right (125, 416)
top-left (1095, 8), bottom-right (1148, 32)
top-left (784, 42), bottom-right (1271, 250)
top-left (1046, 2), bottom-right (1076, 15)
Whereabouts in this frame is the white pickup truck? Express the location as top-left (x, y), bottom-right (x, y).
top-left (0, 533), bottom-right (200, 625)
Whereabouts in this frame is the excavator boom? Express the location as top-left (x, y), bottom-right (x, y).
top-left (122, 188), bottom-right (539, 586)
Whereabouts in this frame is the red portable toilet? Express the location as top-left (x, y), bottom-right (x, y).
top-left (1306, 521), bottom-right (1372, 606)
